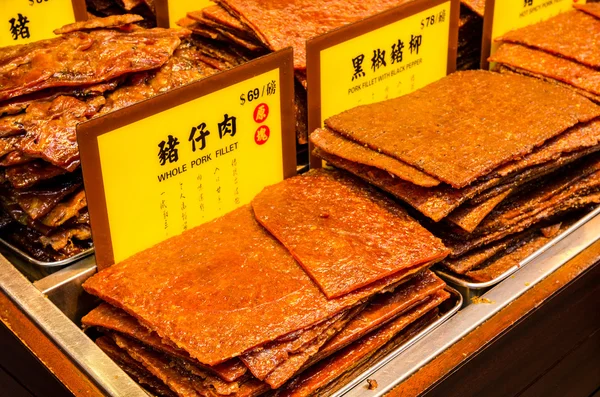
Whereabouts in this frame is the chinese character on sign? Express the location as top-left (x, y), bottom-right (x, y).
top-left (409, 34), bottom-right (423, 55)
top-left (438, 9), bottom-right (446, 23)
top-left (371, 49), bottom-right (386, 72)
top-left (352, 54), bottom-right (366, 81)
top-left (189, 123), bottom-right (210, 152)
top-left (218, 114), bottom-right (237, 138)
top-left (158, 135), bottom-right (180, 166)
top-left (523, 0), bottom-right (533, 6)
top-left (9, 14), bottom-right (30, 41)
top-left (267, 80), bottom-right (277, 95)
top-left (254, 103), bottom-right (269, 123)
top-left (391, 40), bottom-right (404, 64)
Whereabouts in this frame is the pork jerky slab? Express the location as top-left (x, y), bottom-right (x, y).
top-left (216, 0), bottom-right (414, 71)
top-left (252, 169), bottom-right (449, 298)
top-left (0, 26), bottom-right (186, 101)
top-left (83, 205), bottom-right (433, 366)
top-left (324, 70), bottom-right (600, 189)
top-left (112, 334), bottom-right (269, 397)
top-left (490, 44), bottom-right (600, 100)
top-left (310, 128), bottom-right (441, 187)
top-left (95, 336), bottom-right (177, 397)
top-left (4, 161), bottom-right (67, 189)
top-left (461, 0), bottom-right (485, 17)
top-left (575, 3), bottom-right (600, 19)
top-left (54, 14), bottom-right (144, 34)
top-left (498, 10), bottom-right (600, 69)
top-left (11, 174), bottom-right (81, 220)
top-left (278, 291), bottom-right (450, 397)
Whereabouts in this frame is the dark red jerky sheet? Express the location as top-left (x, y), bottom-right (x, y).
top-left (216, 0), bottom-right (415, 71)
top-left (311, 270), bottom-right (445, 364)
top-left (53, 14), bottom-right (144, 34)
top-left (498, 10), bottom-right (600, 69)
top-left (324, 71), bottom-right (600, 189)
top-left (575, 3), bottom-right (600, 19)
top-left (82, 303), bottom-right (247, 382)
top-left (83, 205), bottom-right (433, 366)
top-left (278, 290), bottom-right (450, 397)
top-left (252, 169), bottom-right (449, 298)
top-left (5, 161), bottom-right (67, 189)
top-left (0, 26), bottom-right (185, 102)
top-left (310, 128), bottom-right (441, 187)
top-left (13, 176), bottom-right (81, 220)
top-left (490, 44), bottom-right (600, 97)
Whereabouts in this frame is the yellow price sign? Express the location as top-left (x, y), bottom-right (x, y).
top-left (78, 49), bottom-right (296, 269)
top-left (306, 0), bottom-right (459, 167)
top-left (0, 0), bottom-right (86, 46)
top-left (481, 0), bottom-right (586, 69)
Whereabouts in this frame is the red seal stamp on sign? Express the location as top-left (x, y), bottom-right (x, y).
top-left (253, 103), bottom-right (269, 123)
top-left (254, 125), bottom-right (270, 145)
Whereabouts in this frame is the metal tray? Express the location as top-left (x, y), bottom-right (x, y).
top-left (434, 206), bottom-right (600, 303)
top-left (330, 286), bottom-right (462, 397)
top-left (0, 237), bottom-right (94, 268)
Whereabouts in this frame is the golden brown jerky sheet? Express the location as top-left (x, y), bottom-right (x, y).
top-left (324, 71), bottom-right (600, 189)
top-left (216, 0), bottom-right (414, 70)
top-left (83, 205), bottom-right (433, 366)
top-left (39, 224), bottom-right (91, 251)
top-left (95, 336), bottom-right (176, 397)
top-left (490, 44), bottom-right (600, 98)
top-left (575, 3), bottom-right (600, 19)
top-left (447, 190), bottom-right (512, 233)
top-left (278, 290), bottom-right (450, 397)
top-left (310, 128), bottom-right (441, 187)
top-left (54, 14), bottom-right (144, 34)
top-left (252, 169), bottom-right (449, 298)
top-left (82, 303), bottom-right (247, 382)
top-left (498, 10), bottom-right (600, 69)
top-left (202, 5), bottom-right (249, 34)
top-left (310, 270), bottom-right (445, 365)
top-left (460, 0), bottom-right (485, 17)
top-left (465, 224), bottom-right (567, 282)
top-left (112, 334), bottom-right (269, 397)
top-left (40, 189), bottom-right (86, 227)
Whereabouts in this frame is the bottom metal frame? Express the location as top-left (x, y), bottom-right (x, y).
top-left (0, 237), bottom-right (94, 268)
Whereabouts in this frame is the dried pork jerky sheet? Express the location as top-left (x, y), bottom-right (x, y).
top-left (0, 96), bottom-right (106, 171)
top-left (112, 334), bottom-right (269, 397)
top-left (249, 306), bottom-right (364, 389)
top-left (498, 10), bottom-right (600, 69)
top-left (308, 270), bottom-right (445, 365)
top-left (252, 169), bottom-right (449, 298)
top-left (310, 128), bottom-right (441, 187)
top-left (278, 291), bottom-right (450, 397)
top-left (82, 303), bottom-right (247, 382)
top-left (314, 146), bottom-right (588, 222)
top-left (490, 44), bottom-right (600, 100)
top-left (83, 205), bottom-right (433, 366)
top-left (95, 336), bottom-right (177, 397)
top-left (0, 26), bottom-right (187, 102)
top-left (4, 161), bottom-right (67, 189)
top-left (54, 14), bottom-right (144, 34)
top-left (446, 190), bottom-right (512, 233)
top-left (216, 0), bottom-right (415, 71)
top-left (11, 174), bottom-right (81, 220)
top-left (202, 5), bottom-right (253, 36)
top-left (465, 223), bottom-right (567, 282)
top-left (38, 189), bottom-right (86, 227)
top-left (39, 224), bottom-right (91, 251)
top-left (575, 2), bottom-right (600, 18)
top-left (324, 71), bottom-right (600, 189)
top-left (460, 0), bottom-right (484, 17)
top-left (446, 160), bottom-right (600, 256)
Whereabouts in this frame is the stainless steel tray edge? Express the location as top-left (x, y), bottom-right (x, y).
top-left (340, 206), bottom-right (600, 397)
top-left (0, 254), bottom-right (147, 397)
top-left (435, 206), bottom-right (600, 296)
top-left (330, 286), bottom-right (462, 397)
top-left (0, 236), bottom-right (94, 267)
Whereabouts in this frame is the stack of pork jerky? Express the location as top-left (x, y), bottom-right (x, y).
top-left (177, 0), bottom-right (416, 164)
top-left (86, 0), bottom-right (157, 28)
top-left (0, 15), bottom-right (218, 262)
top-left (82, 169), bottom-right (453, 396)
top-left (311, 70), bottom-right (600, 283)
top-left (457, 0), bottom-right (483, 70)
top-left (490, 5), bottom-right (600, 103)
